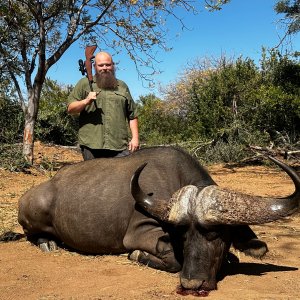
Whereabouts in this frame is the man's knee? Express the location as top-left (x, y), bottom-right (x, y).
top-left (80, 146), bottom-right (95, 160)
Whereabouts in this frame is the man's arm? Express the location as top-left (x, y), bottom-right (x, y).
top-left (67, 92), bottom-right (98, 114)
top-left (128, 117), bottom-right (139, 152)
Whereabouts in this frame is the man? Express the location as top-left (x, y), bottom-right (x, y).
top-left (67, 51), bottom-right (139, 160)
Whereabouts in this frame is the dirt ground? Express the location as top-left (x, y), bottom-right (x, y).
top-left (0, 142), bottom-right (299, 300)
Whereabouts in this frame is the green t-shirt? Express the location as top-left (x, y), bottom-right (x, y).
top-left (67, 77), bottom-right (138, 150)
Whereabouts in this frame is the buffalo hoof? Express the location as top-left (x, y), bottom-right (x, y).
top-left (234, 238), bottom-right (268, 259)
top-left (128, 250), bottom-right (181, 273)
top-left (128, 250), bottom-right (145, 262)
top-left (227, 251), bottom-right (239, 264)
top-left (37, 238), bottom-right (58, 252)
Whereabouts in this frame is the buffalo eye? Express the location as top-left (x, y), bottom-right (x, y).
top-left (205, 231), bottom-right (220, 241)
top-left (175, 224), bottom-right (189, 241)
top-left (196, 224), bottom-right (221, 241)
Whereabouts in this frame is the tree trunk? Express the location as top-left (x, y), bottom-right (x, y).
top-left (23, 117), bottom-right (35, 165)
top-left (23, 90), bottom-right (39, 165)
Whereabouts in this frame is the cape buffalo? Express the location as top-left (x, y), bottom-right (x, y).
top-left (18, 146), bottom-right (300, 292)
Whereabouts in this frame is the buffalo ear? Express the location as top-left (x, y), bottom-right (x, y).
top-left (130, 163), bottom-right (172, 221)
top-left (131, 165), bottom-right (196, 223)
top-left (130, 162), bottom-right (149, 204)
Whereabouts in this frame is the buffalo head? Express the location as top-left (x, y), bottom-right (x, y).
top-left (130, 156), bottom-right (300, 291)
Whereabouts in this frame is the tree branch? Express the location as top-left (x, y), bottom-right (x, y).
top-left (45, 0), bottom-right (115, 71)
top-left (7, 69), bottom-right (27, 112)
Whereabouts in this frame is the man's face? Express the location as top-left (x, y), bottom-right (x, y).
top-left (94, 55), bottom-right (114, 74)
top-left (94, 54), bottom-right (117, 89)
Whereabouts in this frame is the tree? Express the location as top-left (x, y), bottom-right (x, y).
top-left (138, 93), bottom-right (186, 145)
top-left (256, 49), bottom-right (300, 142)
top-left (0, 87), bottom-right (24, 144)
top-left (204, 0), bottom-right (231, 11)
top-left (162, 51), bottom-right (300, 148)
top-left (274, 0), bottom-right (300, 46)
top-left (1, 0), bottom-right (232, 164)
top-left (36, 78), bottom-right (78, 146)
top-left (0, 80), bottom-right (26, 171)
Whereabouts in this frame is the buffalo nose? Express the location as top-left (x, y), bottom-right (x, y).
top-left (181, 277), bottom-right (216, 291)
top-left (180, 278), bottom-right (204, 290)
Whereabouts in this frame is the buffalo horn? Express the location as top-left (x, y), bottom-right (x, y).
top-left (130, 163), bottom-right (192, 222)
top-left (194, 156), bottom-right (300, 225)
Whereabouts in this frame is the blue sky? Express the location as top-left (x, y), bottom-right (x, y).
top-left (48, 0), bottom-right (300, 99)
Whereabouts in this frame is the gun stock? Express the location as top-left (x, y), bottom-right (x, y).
top-left (85, 45), bottom-right (97, 91)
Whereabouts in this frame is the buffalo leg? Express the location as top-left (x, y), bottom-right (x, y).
top-left (232, 225), bottom-right (268, 258)
top-left (37, 238), bottom-right (58, 252)
top-left (27, 234), bottom-right (58, 252)
top-left (128, 235), bottom-right (181, 272)
top-left (124, 211), bottom-right (181, 272)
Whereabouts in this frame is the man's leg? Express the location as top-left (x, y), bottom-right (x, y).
top-left (80, 146), bottom-right (130, 160)
top-left (80, 146), bottom-right (96, 160)
top-left (115, 149), bottom-right (130, 157)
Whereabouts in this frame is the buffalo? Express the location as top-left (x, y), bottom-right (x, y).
top-left (18, 146), bottom-right (300, 293)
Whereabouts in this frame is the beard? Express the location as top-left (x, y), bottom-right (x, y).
top-left (95, 70), bottom-right (118, 90)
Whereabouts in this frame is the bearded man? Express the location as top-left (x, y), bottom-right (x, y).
top-left (67, 52), bottom-right (139, 160)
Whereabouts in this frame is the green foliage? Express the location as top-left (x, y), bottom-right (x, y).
top-left (137, 94), bottom-right (187, 145)
top-left (198, 128), bottom-right (270, 164)
top-left (1, 51), bottom-right (299, 166)
top-left (0, 144), bottom-right (30, 172)
top-left (38, 156), bottom-right (57, 174)
top-left (138, 51), bottom-right (299, 163)
top-left (35, 78), bottom-right (78, 146)
top-left (261, 48), bottom-right (300, 94)
top-left (0, 78), bottom-right (80, 170)
top-left (275, 0), bottom-right (300, 35)
top-left (0, 84), bottom-right (28, 170)
top-left (203, 138), bottom-right (247, 164)
top-left (185, 57), bottom-right (261, 140)
top-left (205, 0), bottom-right (231, 11)
top-left (0, 97), bottom-right (24, 144)
top-left (256, 49), bottom-right (300, 142)
top-left (1, 0), bottom-right (214, 164)
top-left (252, 85), bottom-right (300, 141)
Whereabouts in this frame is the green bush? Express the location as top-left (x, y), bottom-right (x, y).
top-left (0, 97), bottom-right (28, 170)
top-left (0, 143), bottom-right (30, 171)
top-left (0, 98), bottom-right (24, 144)
top-left (138, 51), bottom-right (299, 163)
top-left (35, 78), bottom-right (78, 146)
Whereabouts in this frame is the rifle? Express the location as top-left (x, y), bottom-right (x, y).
top-left (78, 45), bottom-right (97, 91)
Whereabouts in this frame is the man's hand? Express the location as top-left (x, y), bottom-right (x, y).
top-left (67, 92), bottom-right (99, 114)
top-left (128, 137), bottom-right (139, 152)
top-left (85, 91), bottom-right (98, 105)
top-left (128, 118), bottom-right (139, 152)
